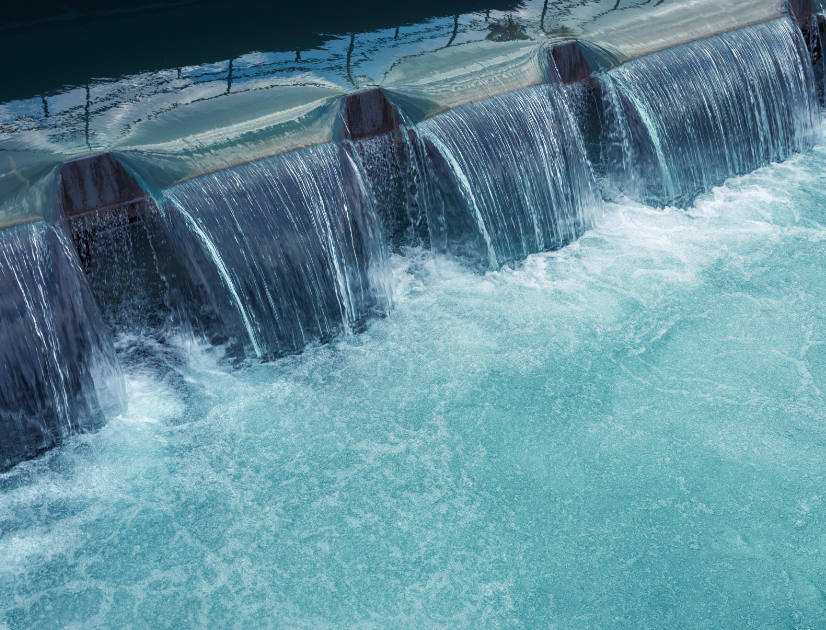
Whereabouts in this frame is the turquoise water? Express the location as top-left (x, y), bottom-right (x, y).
top-left (2, 125), bottom-right (826, 627)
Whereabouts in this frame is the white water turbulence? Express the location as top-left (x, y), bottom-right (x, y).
top-left (418, 84), bottom-right (601, 270)
top-left (2, 131), bottom-right (825, 627)
top-left (163, 143), bottom-right (391, 360)
top-left (0, 222), bottom-right (124, 470)
top-left (2, 10), bottom-right (826, 628)
top-left (600, 18), bottom-right (820, 207)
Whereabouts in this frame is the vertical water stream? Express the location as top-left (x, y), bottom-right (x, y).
top-left (0, 221), bottom-right (123, 469)
top-left (600, 18), bottom-right (819, 206)
top-left (163, 143), bottom-right (391, 360)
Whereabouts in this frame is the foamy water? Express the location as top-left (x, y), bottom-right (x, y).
top-left (1, 138), bottom-right (825, 627)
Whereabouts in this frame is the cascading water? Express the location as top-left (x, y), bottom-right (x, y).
top-left (417, 84), bottom-right (601, 270)
top-left (70, 208), bottom-right (178, 336)
top-left (802, 11), bottom-right (826, 103)
top-left (68, 202), bottom-right (234, 361)
top-left (163, 143), bottom-right (390, 360)
top-left (6, 7), bottom-right (826, 626)
top-left (344, 128), bottom-right (432, 252)
top-left (0, 14), bottom-right (821, 470)
top-left (0, 221), bottom-right (124, 469)
top-left (598, 18), bottom-right (820, 207)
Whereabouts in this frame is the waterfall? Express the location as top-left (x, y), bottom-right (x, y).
top-left (600, 18), bottom-right (819, 207)
top-left (801, 12), bottom-right (826, 103)
top-left (0, 221), bottom-right (124, 469)
top-left (163, 143), bottom-right (390, 360)
top-left (417, 84), bottom-right (601, 270)
top-left (70, 208), bottom-right (177, 336)
top-left (345, 129), bottom-right (432, 252)
top-left (2, 15), bottom-right (825, 469)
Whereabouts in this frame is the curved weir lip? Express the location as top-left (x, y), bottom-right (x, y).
top-left (0, 216), bottom-right (46, 229)
top-left (114, 8), bottom-right (805, 187)
top-left (40, 10), bottom-right (821, 251)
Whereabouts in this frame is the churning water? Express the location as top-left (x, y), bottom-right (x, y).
top-left (2, 12), bottom-right (826, 628)
top-left (1, 122), bottom-right (825, 627)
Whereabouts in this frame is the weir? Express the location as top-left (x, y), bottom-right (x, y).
top-left (1, 2), bottom-right (824, 467)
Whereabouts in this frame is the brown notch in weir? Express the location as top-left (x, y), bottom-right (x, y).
top-left (339, 88), bottom-right (400, 142)
top-left (59, 152), bottom-right (155, 220)
top-left (59, 152), bottom-right (158, 274)
top-left (550, 41), bottom-right (593, 84)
